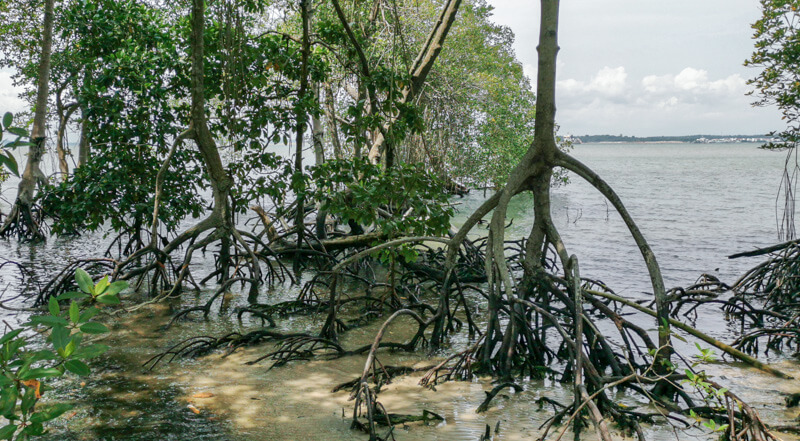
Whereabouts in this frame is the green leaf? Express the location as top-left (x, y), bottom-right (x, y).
top-left (51, 325), bottom-right (69, 351)
top-left (2, 112), bottom-right (12, 129)
top-left (103, 281), bottom-right (128, 297)
top-left (79, 322), bottom-right (108, 335)
top-left (74, 269), bottom-right (93, 294)
top-left (94, 276), bottom-right (109, 295)
top-left (64, 360), bottom-right (90, 376)
top-left (0, 330), bottom-right (23, 347)
top-left (29, 350), bottom-right (57, 363)
top-left (30, 403), bottom-right (72, 423)
top-left (0, 387), bottom-right (17, 418)
top-left (78, 307), bottom-right (99, 323)
top-left (71, 344), bottom-right (108, 360)
top-left (56, 291), bottom-right (89, 301)
top-left (95, 294), bottom-right (120, 305)
top-left (48, 297), bottom-right (59, 317)
top-left (69, 302), bottom-right (79, 324)
top-left (30, 316), bottom-right (69, 327)
top-left (19, 421), bottom-right (44, 436)
top-left (20, 368), bottom-right (62, 380)
top-left (0, 153), bottom-right (17, 177)
top-left (0, 423), bottom-right (16, 440)
top-left (672, 333), bottom-right (688, 343)
top-left (18, 391), bottom-right (35, 417)
top-left (63, 338), bottom-right (76, 358)
top-left (6, 127), bottom-right (26, 138)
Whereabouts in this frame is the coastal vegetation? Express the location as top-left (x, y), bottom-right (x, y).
top-left (0, 0), bottom-right (797, 440)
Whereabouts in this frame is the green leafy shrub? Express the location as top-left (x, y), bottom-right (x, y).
top-left (310, 158), bottom-right (453, 238)
top-left (0, 268), bottom-right (122, 440)
top-left (0, 112), bottom-right (32, 182)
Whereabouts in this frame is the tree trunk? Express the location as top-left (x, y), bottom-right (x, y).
top-left (55, 100), bottom-right (78, 181)
top-left (293, 0), bottom-right (312, 263)
top-left (312, 84), bottom-right (325, 166)
top-left (77, 108), bottom-right (89, 167)
top-left (0, 0), bottom-right (55, 239)
top-left (190, 0), bottom-right (231, 221)
top-left (323, 82), bottom-right (343, 159)
top-left (366, 0), bottom-right (463, 166)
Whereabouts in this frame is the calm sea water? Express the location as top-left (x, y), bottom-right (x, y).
top-left (454, 142), bottom-right (792, 300)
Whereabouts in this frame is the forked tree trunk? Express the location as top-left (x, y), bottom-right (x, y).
top-left (55, 98), bottom-right (78, 181)
top-left (186, 0), bottom-right (234, 229)
top-left (436, 0), bottom-right (671, 386)
top-left (366, 0), bottom-right (463, 167)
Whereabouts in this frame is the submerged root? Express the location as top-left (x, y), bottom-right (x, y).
top-left (0, 202), bottom-right (46, 241)
top-left (723, 241), bottom-right (800, 355)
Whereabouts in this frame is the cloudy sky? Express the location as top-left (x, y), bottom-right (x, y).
top-left (0, 70), bottom-right (25, 116)
top-left (488, 0), bottom-right (783, 136)
top-left (0, 1), bottom-right (783, 137)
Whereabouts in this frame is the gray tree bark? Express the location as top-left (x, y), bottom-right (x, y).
top-left (0, 0), bottom-right (55, 239)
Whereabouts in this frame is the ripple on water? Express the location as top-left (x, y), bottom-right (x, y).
top-left (1, 143), bottom-right (800, 440)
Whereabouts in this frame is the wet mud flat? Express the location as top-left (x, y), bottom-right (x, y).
top-left (31, 292), bottom-right (800, 441)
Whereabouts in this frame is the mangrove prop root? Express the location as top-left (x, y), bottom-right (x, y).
top-left (475, 382), bottom-right (522, 413)
top-left (584, 288), bottom-right (793, 379)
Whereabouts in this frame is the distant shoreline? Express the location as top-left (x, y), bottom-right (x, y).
top-left (566, 135), bottom-right (778, 145)
top-left (583, 140), bottom-right (765, 145)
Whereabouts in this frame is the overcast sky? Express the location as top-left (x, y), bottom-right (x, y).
top-left (0, 1), bottom-right (784, 137)
top-left (488, 0), bottom-right (783, 136)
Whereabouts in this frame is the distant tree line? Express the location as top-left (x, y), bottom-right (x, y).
top-left (578, 134), bottom-right (772, 143)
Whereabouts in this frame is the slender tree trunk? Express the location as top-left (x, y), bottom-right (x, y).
top-left (190, 0), bottom-right (231, 220)
top-left (312, 84), bottom-right (325, 166)
top-left (0, 0), bottom-right (55, 239)
top-left (312, 83), bottom-right (328, 239)
top-left (323, 83), bottom-right (343, 159)
top-left (293, 0), bottom-right (312, 264)
top-left (77, 108), bottom-right (89, 167)
top-left (56, 101), bottom-right (78, 181)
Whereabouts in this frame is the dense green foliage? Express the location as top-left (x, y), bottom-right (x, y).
top-left (0, 0), bottom-right (539, 245)
top-left (404, 0), bottom-right (538, 187)
top-left (0, 269), bottom-right (121, 440)
top-left (310, 158), bottom-right (453, 237)
top-left (37, 0), bottom-right (205, 235)
top-left (746, 0), bottom-right (800, 147)
top-left (0, 112), bottom-right (31, 182)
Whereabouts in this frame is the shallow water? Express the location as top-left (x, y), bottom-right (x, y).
top-left (1, 142), bottom-right (800, 440)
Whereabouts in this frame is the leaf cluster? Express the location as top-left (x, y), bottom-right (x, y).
top-left (746, 0), bottom-right (800, 147)
top-left (0, 268), bottom-right (122, 440)
top-left (310, 158), bottom-right (453, 237)
top-left (0, 112), bottom-right (33, 182)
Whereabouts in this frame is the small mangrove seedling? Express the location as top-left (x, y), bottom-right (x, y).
top-left (0, 268), bottom-right (123, 440)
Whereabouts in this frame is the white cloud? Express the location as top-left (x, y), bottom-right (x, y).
top-left (590, 66), bottom-right (627, 95)
top-left (641, 74), bottom-right (672, 94)
top-left (556, 66), bottom-right (770, 135)
top-left (557, 66), bottom-right (628, 97)
top-left (708, 74), bottom-right (746, 94)
top-left (674, 67), bottom-right (708, 90)
top-left (640, 68), bottom-right (747, 99)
